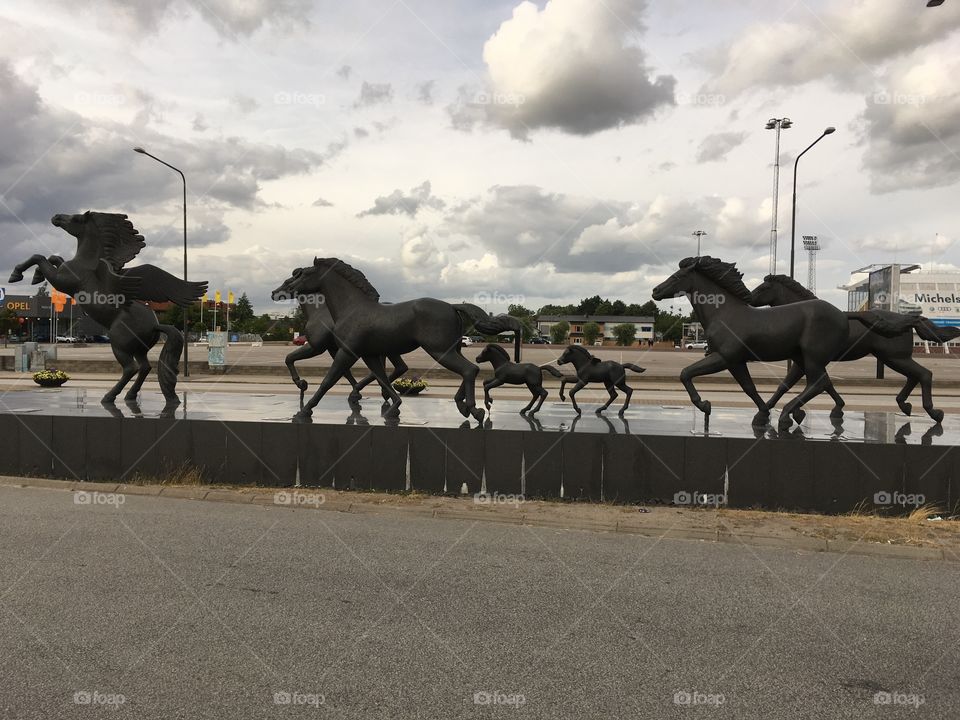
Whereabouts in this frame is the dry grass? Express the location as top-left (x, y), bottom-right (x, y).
top-left (126, 462), bottom-right (205, 486)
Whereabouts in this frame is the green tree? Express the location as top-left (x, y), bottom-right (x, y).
top-left (0, 308), bottom-right (19, 337)
top-left (577, 295), bottom-right (604, 315)
top-left (582, 321), bottom-right (601, 345)
top-left (654, 311), bottom-right (689, 342)
top-left (508, 303), bottom-right (537, 341)
top-left (232, 292), bottom-right (255, 330)
top-left (550, 320), bottom-right (570, 345)
top-left (611, 299), bottom-right (626, 315)
top-left (611, 323), bottom-right (637, 346)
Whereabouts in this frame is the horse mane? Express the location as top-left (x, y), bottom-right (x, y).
top-left (88, 212), bottom-right (146, 270)
top-left (313, 257), bottom-right (380, 301)
top-left (566, 344), bottom-right (599, 363)
top-left (484, 343), bottom-right (510, 362)
top-left (763, 274), bottom-right (817, 299)
top-left (679, 256), bottom-right (752, 303)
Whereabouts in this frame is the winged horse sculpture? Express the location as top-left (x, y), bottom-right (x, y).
top-left (8, 211), bottom-right (207, 404)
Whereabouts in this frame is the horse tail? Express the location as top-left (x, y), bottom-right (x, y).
top-left (541, 365), bottom-right (564, 378)
top-left (849, 310), bottom-right (944, 339)
top-left (912, 316), bottom-right (960, 343)
top-left (623, 363), bottom-right (646, 373)
top-left (156, 324), bottom-right (184, 400)
top-left (454, 304), bottom-right (523, 361)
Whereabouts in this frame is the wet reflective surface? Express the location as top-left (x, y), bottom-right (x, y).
top-left (0, 388), bottom-right (954, 445)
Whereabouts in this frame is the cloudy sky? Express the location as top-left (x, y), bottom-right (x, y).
top-left (2, 0), bottom-right (959, 314)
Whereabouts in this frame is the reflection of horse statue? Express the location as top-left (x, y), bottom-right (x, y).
top-left (750, 275), bottom-right (956, 423)
top-left (272, 269), bottom-right (402, 407)
top-left (277, 258), bottom-right (522, 422)
top-left (476, 343), bottom-right (563, 415)
top-left (556, 345), bottom-right (645, 416)
top-left (8, 212), bottom-right (207, 403)
top-left (652, 256), bottom-right (854, 430)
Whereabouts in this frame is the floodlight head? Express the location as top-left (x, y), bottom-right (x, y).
top-left (133, 147), bottom-right (146, 154)
top-left (781, 118), bottom-right (793, 129)
top-left (765, 119), bottom-right (777, 129)
top-left (823, 126), bottom-right (836, 135)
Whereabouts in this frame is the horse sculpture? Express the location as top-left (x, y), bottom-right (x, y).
top-left (272, 269), bottom-right (404, 407)
top-left (651, 256), bottom-right (856, 430)
top-left (476, 343), bottom-right (564, 415)
top-left (555, 345), bottom-right (645, 416)
top-left (277, 258), bottom-right (522, 422)
top-left (8, 212), bottom-right (207, 404)
top-left (750, 274), bottom-right (957, 423)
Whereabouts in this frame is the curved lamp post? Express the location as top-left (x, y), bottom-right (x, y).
top-left (132, 146), bottom-right (190, 377)
top-left (789, 127), bottom-right (835, 279)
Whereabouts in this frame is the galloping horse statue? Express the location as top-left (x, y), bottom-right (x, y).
top-left (652, 256), bottom-right (855, 430)
top-left (476, 343), bottom-right (564, 415)
top-left (272, 270), bottom-right (402, 407)
top-left (275, 258), bottom-right (522, 423)
top-left (8, 212), bottom-right (207, 404)
top-left (750, 274), bottom-right (957, 423)
top-left (555, 345), bottom-right (645, 416)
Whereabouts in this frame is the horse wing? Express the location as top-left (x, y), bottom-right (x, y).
top-left (120, 264), bottom-right (208, 306)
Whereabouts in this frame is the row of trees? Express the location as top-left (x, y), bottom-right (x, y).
top-left (159, 292), bottom-right (306, 341)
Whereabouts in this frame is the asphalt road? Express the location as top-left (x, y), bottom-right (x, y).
top-left (0, 486), bottom-right (956, 719)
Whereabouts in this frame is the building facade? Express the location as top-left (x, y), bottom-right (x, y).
top-left (535, 315), bottom-right (655, 346)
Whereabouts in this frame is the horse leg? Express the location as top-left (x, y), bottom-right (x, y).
top-left (103, 347), bottom-right (138, 403)
top-left (285, 344), bottom-right (321, 403)
top-left (567, 380), bottom-right (588, 415)
top-left (376, 354), bottom-right (410, 404)
top-left (124, 352), bottom-right (152, 401)
top-left (9, 254), bottom-right (49, 283)
top-left (361, 354), bottom-right (403, 417)
top-left (765, 360), bottom-right (804, 412)
top-left (426, 349), bottom-right (483, 422)
top-left (528, 377), bottom-right (548, 416)
top-left (596, 379), bottom-right (618, 415)
top-left (779, 362), bottom-right (832, 431)
top-left (559, 378), bottom-right (568, 401)
top-left (727, 363), bottom-right (771, 426)
top-left (679, 354), bottom-right (730, 418)
top-left (884, 357), bottom-right (941, 423)
top-left (297, 349), bottom-right (359, 419)
top-left (614, 378), bottom-right (633, 416)
top-left (483, 377), bottom-right (505, 410)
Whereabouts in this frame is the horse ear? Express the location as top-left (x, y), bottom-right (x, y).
top-left (313, 257), bottom-right (321, 266)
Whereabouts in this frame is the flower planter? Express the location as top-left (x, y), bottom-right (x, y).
top-left (395, 386), bottom-right (425, 396)
top-left (34, 378), bottom-right (68, 388)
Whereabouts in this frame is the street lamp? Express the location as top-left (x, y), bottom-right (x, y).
top-left (765, 117), bottom-right (792, 275)
top-left (133, 146), bottom-right (190, 377)
top-left (789, 126), bottom-right (835, 279)
top-left (692, 230), bottom-right (707, 257)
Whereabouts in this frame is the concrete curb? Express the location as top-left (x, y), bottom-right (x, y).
top-left (0, 475), bottom-right (953, 563)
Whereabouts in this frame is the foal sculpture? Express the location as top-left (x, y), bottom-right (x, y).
top-left (652, 256), bottom-right (852, 430)
top-left (278, 258), bottom-right (521, 423)
top-left (750, 274), bottom-right (957, 423)
top-left (8, 212), bottom-right (207, 404)
top-left (476, 343), bottom-right (564, 415)
top-left (555, 345), bottom-right (645, 416)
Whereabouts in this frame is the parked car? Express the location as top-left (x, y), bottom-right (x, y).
top-left (685, 341), bottom-right (708, 350)
top-left (55, 335), bottom-right (79, 343)
top-left (528, 336), bottom-right (550, 344)
top-left (460, 336), bottom-right (473, 347)
top-left (468, 335), bottom-right (484, 343)
top-left (292, 335), bottom-right (308, 346)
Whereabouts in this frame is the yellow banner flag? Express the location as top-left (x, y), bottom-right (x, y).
top-left (214, 290), bottom-right (221, 303)
top-left (228, 291), bottom-right (235, 304)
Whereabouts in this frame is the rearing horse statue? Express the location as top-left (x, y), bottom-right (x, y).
top-left (8, 212), bottom-right (207, 404)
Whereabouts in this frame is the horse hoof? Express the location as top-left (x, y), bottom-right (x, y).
top-left (574, 408), bottom-right (582, 416)
top-left (792, 408), bottom-right (806, 424)
top-left (293, 409), bottom-right (313, 422)
top-left (518, 409), bottom-right (527, 416)
top-left (618, 409), bottom-right (626, 417)
top-left (595, 408), bottom-right (604, 416)
top-left (829, 408), bottom-right (844, 419)
top-left (701, 401), bottom-right (712, 417)
top-left (752, 411), bottom-right (769, 427)
top-left (472, 408), bottom-right (486, 424)
top-left (8, 270), bottom-right (23, 283)
top-left (930, 409), bottom-right (944, 424)
top-left (898, 401), bottom-right (912, 416)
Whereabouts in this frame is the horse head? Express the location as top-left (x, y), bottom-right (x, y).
top-left (748, 277), bottom-right (779, 307)
top-left (51, 211), bottom-right (92, 239)
top-left (476, 344), bottom-right (493, 364)
top-left (557, 344), bottom-right (588, 366)
top-left (651, 256), bottom-right (701, 300)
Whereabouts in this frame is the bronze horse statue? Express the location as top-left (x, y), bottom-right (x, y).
top-left (750, 274), bottom-right (957, 422)
top-left (476, 343), bottom-right (564, 415)
top-left (275, 258), bottom-right (521, 422)
top-left (555, 344), bottom-right (645, 416)
top-left (8, 212), bottom-right (207, 404)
